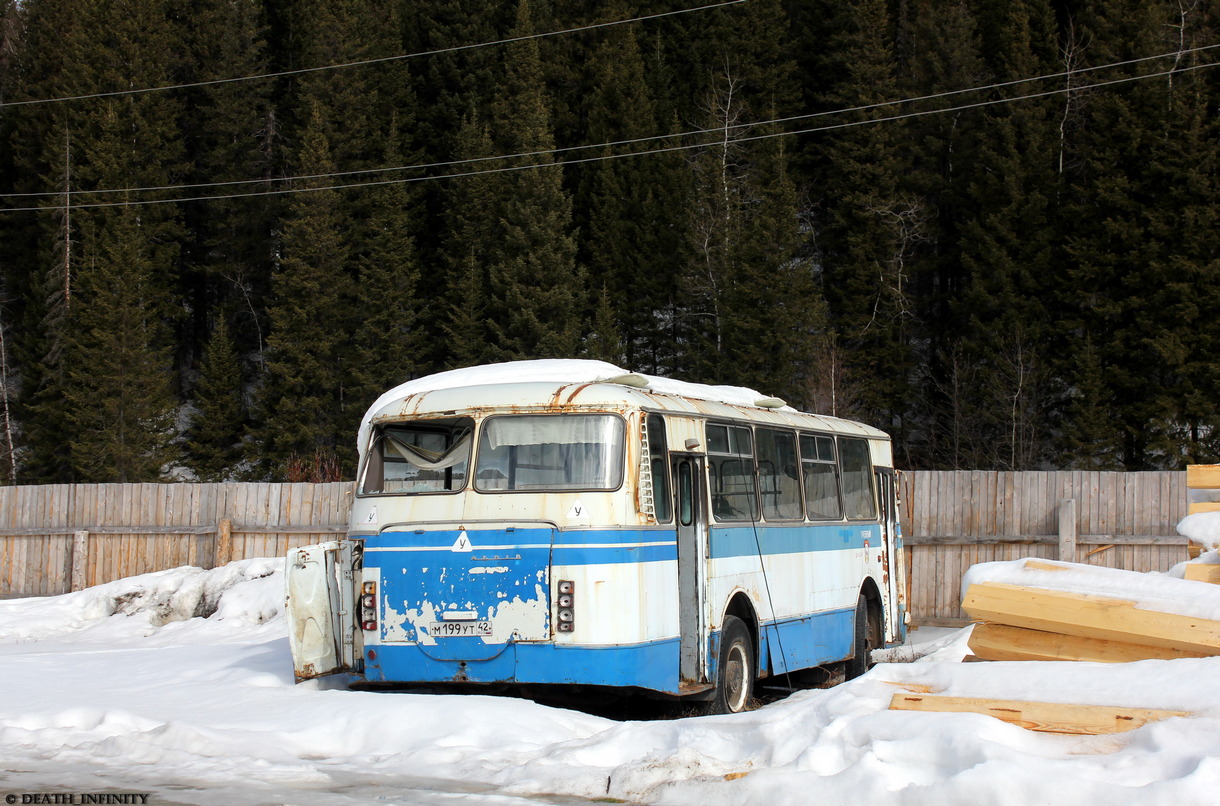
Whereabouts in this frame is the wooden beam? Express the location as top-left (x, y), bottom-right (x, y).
top-left (0, 524), bottom-right (347, 537)
top-left (967, 622), bottom-right (1209, 663)
top-left (215, 518), bottom-right (233, 568)
top-left (903, 534), bottom-right (1055, 545)
top-left (1184, 564), bottom-right (1220, 585)
top-left (1058, 499), bottom-right (1077, 563)
top-left (903, 534), bottom-right (1186, 546)
top-left (961, 582), bottom-right (1220, 655)
top-left (1186, 465), bottom-right (1220, 489)
top-left (889, 693), bottom-right (1189, 735)
top-left (70, 530), bottom-right (89, 592)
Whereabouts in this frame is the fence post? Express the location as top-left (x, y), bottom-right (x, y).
top-left (70, 530), bottom-right (89, 592)
top-left (1058, 498), bottom-right (1077, 563)
top-left (215, 518), bottom-right (233, 568)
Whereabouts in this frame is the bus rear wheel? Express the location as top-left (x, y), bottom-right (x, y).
top-left (706, 616), bottom-right (754, 714)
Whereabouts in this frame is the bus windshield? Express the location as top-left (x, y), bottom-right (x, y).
top-left (474, 414), bottom-right (625, 492)
top-left (360, 418), bottom-right (473, 495)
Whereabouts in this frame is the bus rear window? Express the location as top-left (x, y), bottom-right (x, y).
top-left (474, 414), bottom-right (625, 492)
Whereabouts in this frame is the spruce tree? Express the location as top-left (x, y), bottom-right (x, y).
top-left (805, 0), bottom-right (913, 437)
top-left (576, 11), bottom-right (684, 374)
top-left (347, 114), bottom-right (426, 420)
top-left (439, 112), bottom-right (498, 369)
top-left (185, 316), bottom-right (246, 481)
top-left (178, 0), bottom-right (277, 369)
top-left (63, 204), bottom-right (178, 482)
top-left (483, 0), bottom-right (583, 361)
top-left (254, 101), bottom-right (354, 476)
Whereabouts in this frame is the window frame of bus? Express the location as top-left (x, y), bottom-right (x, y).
top-left (799, 431), bottom-right (842, 520)
top-left (837, 436), bottom-right (878, 520)
top-left (646, 413), bottom-right (673, 523)
top-left (706, 422), bottom-right (759, 522)
top-left (472, 412), bottom-right (628, 493)
top-left (755, 427), bottom-right (803, 521)
top-left (359, 418), bottom-right (474, 496)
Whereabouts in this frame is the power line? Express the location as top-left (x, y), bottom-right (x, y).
top-left (3, 57), bottom-right (1217, 213)
top-left (0, 0), bottom-right (747, 110)
top-left (4, 41), bottom-right (1216, 202)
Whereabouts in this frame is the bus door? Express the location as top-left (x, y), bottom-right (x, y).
top-left (875, 470), bottom-right (902, 642)
top-left (672, 455), bottom-right (708, 685)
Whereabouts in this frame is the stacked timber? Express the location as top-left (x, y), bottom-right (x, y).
top-left (1175, 497), bottom-right (1220, 583)
top-left (961, 558), bottom-right (1220, 662)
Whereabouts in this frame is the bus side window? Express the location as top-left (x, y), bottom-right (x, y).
top-left (707, 424), bottom-right (758, 522)
top-left (646, 414), bottom-right (672, 523)
top-left (838, 437), bottom-right (877, 520)
top-left (800, 433), bottom-right (842, 520)
top-left (757, 428), bottom-right (801, 520)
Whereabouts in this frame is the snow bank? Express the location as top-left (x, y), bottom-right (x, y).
top-left (0, 558), bottom-right (284, 644)
top-left (961, 558), bottom-right (1220, 621)
top-left (4, 560), bottom-right (1220, 804)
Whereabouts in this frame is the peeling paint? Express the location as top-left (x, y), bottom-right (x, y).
top-left (469, 566), bottom-right (509, 574)
top-left (382, 596), bottom-right (437, 645)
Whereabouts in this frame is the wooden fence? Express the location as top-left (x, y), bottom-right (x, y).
top-left (900, 471), bottom-right (1189, 625)
top-left (0, 482), bottom-right (350, 598)
top-left (0, 474), bottom-right (1193, 623)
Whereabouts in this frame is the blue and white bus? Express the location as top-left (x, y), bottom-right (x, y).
top-left (286, 360), bottom-right (907, 713)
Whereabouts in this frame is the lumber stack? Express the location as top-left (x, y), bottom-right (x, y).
top-left (962, 558), bottom-right (1220, 662)
top-left (1185, 464), bottom-right (1220, 559)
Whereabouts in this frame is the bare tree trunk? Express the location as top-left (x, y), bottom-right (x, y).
top-left (0, 300), bottom-right (15, 484)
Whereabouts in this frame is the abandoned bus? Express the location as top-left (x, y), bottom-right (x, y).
top-left (286, 360), bottom-right (906, 713)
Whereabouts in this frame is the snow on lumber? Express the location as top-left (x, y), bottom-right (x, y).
top-left (888, 693), bottom-right (1189, 735)
top-left (1177, 510), bottom-right (1220, 552)
top-left (961, 558), bottom-right (1220, 661)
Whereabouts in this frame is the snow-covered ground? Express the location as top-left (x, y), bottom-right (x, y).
top-left (3, 560), bottom-right (1219, 805)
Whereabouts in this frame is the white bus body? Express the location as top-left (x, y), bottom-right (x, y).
top-left (286, 361), bottom-right (907, 710)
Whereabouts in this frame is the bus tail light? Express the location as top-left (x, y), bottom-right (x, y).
top-left (556, 580), bottom-right (575, 633)
top-left (360, 581), bottom-right (377, 631)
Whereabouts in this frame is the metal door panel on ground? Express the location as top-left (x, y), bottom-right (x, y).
top-left (285, 540), bottom-right (357, 680)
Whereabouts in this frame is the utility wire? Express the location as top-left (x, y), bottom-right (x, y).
top-left (3, 41), bottom-right (1216, 202)
top-left (0, 0), bottom-right (747, 110)
top-left (3, 57), bottom-right (1217, 214)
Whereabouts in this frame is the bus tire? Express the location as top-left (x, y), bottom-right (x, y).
top-left (845, 595), bottom-right (872, 681)
top-left (707, 616), bottom-right (755, 714)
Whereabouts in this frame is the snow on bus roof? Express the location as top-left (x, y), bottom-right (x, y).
top-left (356, 359), bottom-right (791, 446)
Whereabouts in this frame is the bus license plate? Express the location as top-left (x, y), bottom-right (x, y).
top-left (430, 620), bottom-right (492, 638)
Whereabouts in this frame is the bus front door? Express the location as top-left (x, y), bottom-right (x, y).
top-left (875, 470), bottom-right (905, 643)
top-left (673, 455), bottom-right (708, 687)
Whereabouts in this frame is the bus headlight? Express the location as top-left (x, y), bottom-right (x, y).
top-left (555, 580), bottom-right (575, 633)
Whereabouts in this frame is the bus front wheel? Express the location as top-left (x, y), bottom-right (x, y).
top-left (706, 616), bottom-right (755, 714)
top-left (845, 595), bottom-right (874, 680)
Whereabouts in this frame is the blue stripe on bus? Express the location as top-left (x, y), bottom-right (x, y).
top-left (368, 524), bottom-right (878, 565)
top-left (708, 523), bottom-right (878, 559)
top-left (363, 606), bottom-right (860, 692)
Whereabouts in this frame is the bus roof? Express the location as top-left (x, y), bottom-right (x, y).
top-left (357, 360), bottom-right (888, 452)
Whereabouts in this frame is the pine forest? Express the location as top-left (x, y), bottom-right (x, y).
top-left (0, 0), bottom-right (1218, 483)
